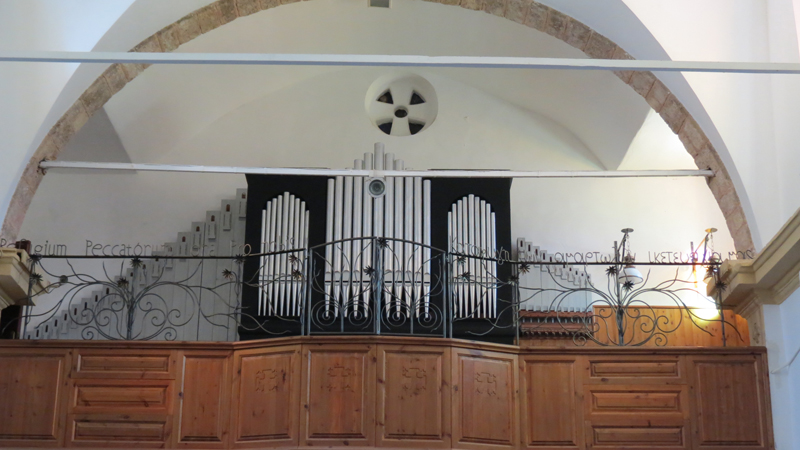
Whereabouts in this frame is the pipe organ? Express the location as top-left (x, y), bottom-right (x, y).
top-left (26, 189), bottom-right (248, 341)
top-left (449, 195), bottom-right (497, 319)
top-left (321, 149), bottom-right (433, 318)
top-left (259, 193), bottom-right (309, 316)
top-left (515, 238), bottom-right (591, 312)
top-left (243, 144), bottom-right (515, 342)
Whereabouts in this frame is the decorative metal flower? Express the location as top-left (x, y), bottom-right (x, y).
top-left (622, 280), bottom-right (635, 291)
top-left (507, 275), bottom-right (519, 285)
top-left (288, 255), bottom-right (299, 265)
top-left (605, 266), bottom-right (618, 276)
top-left (30, 272), bottom-right (43, 284)
top-left (222, 268), bottom-right (235, 280)
top-left (377, 238), bottom-right (389, 249)
top-left (457, 255), bottom-right (467, 266)
top-left (234, 254), bottom-right (246, 265)
top-left (117, 277), bottom-right (129, 288)
top-left (518, 262), bottom-right (531, 274)
top-left (715, 281), bottom-right (728, 292)
top-left (291, 269), bottom-right (303, 281)
top-left (130, 257), bottom-right (143, 268)
top-left (459, 271), bottom-right (471, 281)
top-left (363, 265), bottom-right (375, 277)
top-left (29, 253), bottom-right (42, 263)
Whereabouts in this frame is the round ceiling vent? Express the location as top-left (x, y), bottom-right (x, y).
top-left (365, 73), bottom-right (438, 137)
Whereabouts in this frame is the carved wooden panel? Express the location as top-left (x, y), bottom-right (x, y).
top-left (73, 350), bottom-right (176, 379)
top-left (520, 357), bottom-right (581, 449)
top-left (691, 356), bottom-right (772, 449)
top-left (377, 345), bottom-right (450, 447)
top-left (591, 427), bottom-right (684, 447)
top-left (72, 380), bottom-right (172, 413)
top-left (301, 344), bottom-right (376, 446)
top-left (584, 385), bottom-right (689, 450)
top-left (585, 356), bottom-right (683, 386)
top-left (452, 348), bottom-right (517, 449)
top-left (231, 345), bottom-right (301, 448)
top-left (68, 413), bottom-right (171, 448)
top-left (176, 352), bottom-right (230, 448)
top-left (0, 350), bottom-right (69, 447)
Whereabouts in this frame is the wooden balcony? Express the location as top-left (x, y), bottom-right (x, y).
top-left (0, 336), bottom-right (773, 449)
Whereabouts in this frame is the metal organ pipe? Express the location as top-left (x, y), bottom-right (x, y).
top-left (449, 195), bottom-right (497, 319)
top-left (260, 192), bottom-right (309, 317)
top-left (353, 159), bottom-right (364, 313)
top-left (322, 145), bottom-right (432, 318)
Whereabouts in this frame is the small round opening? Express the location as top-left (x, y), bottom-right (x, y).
top-left (368, 179), bottom-right (386, 198)
top-left (394, 107), bottom-right (408, 118)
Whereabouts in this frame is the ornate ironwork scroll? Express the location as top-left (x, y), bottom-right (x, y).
top-left (4, 232), bottom-right (738, 346)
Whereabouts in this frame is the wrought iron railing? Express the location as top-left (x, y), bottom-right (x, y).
top-left (2, 237), bottom-right (737, 346)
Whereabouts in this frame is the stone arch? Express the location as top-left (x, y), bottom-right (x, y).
top-left (0, 0), bottom-right (754, 252)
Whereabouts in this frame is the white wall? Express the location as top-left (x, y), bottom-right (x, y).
top-left (763, 288), bottom-right (800, 450)
top-left (0, 1), bottom-right (137, 230)
top-left (623, 0), bottom-right (800, 250)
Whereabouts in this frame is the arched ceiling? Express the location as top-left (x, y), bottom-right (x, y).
top-left (0, 0), bottom-right (771, 254)
top-left (100, 0), bottom-right (649, 170)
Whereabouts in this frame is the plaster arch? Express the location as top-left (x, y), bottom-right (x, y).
top-left (0, 0), bottom-right (754, 253)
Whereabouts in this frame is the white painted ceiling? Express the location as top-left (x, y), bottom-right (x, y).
top-left (96, 0), bottom-right (651, 171)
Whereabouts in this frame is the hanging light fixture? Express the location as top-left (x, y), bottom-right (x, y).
top-left (618, 254), bottom-right (643, 285)
top-left (617, 228), bottom-right (643, 285)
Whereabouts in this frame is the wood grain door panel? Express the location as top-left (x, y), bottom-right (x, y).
top-left (73, 350), bottom-right (176, 380)
top-left (300, 344), bottom-right (376, 446)
top-left (690, 356), bottom-right (772, 449)
top-left (67, 413), bottom-right (171, 448)
top-left (0, 350), bottom-right (70, 447)
top-left (377, 345), bottom-right (451, 447)
top-left (452, 348), bottom-right (518, 449)
top-left (176, 351), bottom-right (230, 448)
top-left (520, 357), bottom-right (582, 449)
top-left (584, 384), bottom-right (689, 450)
top-left (231, 345), bottom-right (301, 448)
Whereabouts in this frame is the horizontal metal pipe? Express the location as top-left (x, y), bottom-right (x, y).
top-left (2, 51), bottom-right (800, 74)
top-left (38, 161), bottom-right (715, 178)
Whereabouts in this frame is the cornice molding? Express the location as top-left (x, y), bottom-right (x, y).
top-left (0, 249), bottom-right (42, 309)
top-left (714, 207), bottom-right (800, 308)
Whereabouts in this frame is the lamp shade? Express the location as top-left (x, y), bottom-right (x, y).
top-left (618, 265), bottom-right (643, 285)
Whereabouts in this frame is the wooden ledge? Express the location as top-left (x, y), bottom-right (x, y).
top-left (0, 248), bottom-right (47, 309)
top-left (0, 334), bottom-right (767, 356)
top-left (713, 207), bottom-right (800, 309)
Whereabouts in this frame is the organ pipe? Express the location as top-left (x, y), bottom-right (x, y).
top-left (449, 195), bottom-right (498, 319)
top-left (259, 192), bottom-right (309, 317)
top-left (321, 146), bottom-right (432, 317)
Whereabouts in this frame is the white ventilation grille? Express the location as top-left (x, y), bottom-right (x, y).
top-left (366, 73), bottom-right (438, 137)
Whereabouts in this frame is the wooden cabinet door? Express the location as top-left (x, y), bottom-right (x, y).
top-left (0, 349), bottom-right (71, 448)
top-left (452, 347), bottom-right (519, 450)
top-left (300, 343), bottom-right (377, 447)
top-left (520, 356), bottom-right (583, 450)
top-left (688, 354), bottom-right (773, 450)
top-left (377, 344), bottom-right (451, 448)
top-left (582, 355), bottom-right (689, 450)
top-left (175, 350), bottom-right (231, 448)
top-left (230, 345), bottom-right (301, 448)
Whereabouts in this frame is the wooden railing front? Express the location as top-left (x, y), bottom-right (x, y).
top-left (0, 337), bottom-right (773, 449)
